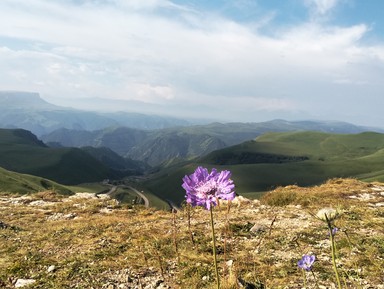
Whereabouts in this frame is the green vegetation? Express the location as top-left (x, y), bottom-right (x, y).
top-left (66, 183), bottom-right (109, 195)
top-left (41, 119), bottom-right (379, 168)
top-left (0, 128), bottom-right (114, 185)
top-left (3, 128), bottom-right (384, 208)
top-left (0, 166), bottom-right (73, 195)
top-left (144, 131), bottom-right (384, 204)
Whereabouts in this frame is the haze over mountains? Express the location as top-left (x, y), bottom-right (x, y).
top-left (0, 91), bottom-right (190, 137)
top-left (2, 90), bottom-right (384, 205)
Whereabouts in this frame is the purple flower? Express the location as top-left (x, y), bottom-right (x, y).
top-left (182, 166), bottom-right (235, 210)
top-left (298, 254), bottom-right (316, 271)
top-left (331, 227), bottom-right (339, 236)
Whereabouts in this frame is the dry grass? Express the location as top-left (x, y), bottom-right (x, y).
top-left (0, 178), bottom-right (383, 288)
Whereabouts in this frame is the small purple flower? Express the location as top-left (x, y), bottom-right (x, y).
top-left (298, 254), bottom-right (316, 271)
top-left (331, 227), bottom-right (339, 236)
top-left (182, 166), bottom-right (235, 210)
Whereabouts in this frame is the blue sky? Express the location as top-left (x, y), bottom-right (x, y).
top-left (1, 0), bottom-right (384, 126)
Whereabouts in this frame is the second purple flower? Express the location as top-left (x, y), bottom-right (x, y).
top-left (298, 254), bottom-right (316, 272)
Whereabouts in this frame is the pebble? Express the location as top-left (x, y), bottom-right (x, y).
top-left (47, 265), bottom-right (56, 273)
top-left (15, 279), bottom-right (36, 288)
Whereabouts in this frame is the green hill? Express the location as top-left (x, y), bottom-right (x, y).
top-left (142, 131), bottom-right (384, 205)
top-left (0, 166), bottom-right (73, 195)
top-left (0, 128), bottom-right (114, 185)
top-left (41, 119), bottom-right (383, 168)
top-left (81, 146), bottom-right (148, 174)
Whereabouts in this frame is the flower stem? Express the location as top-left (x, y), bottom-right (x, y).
top-left (187, 203), bottom-right (194, 244)
top-left (302, 269), bottom-right (307, 288)
top-left (326, 218), bottom-right (342, 289)
top-left (210, 206), bottom-right (220, 289)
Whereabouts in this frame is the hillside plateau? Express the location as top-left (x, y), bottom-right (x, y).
top-left (0, 179), bottom-right (383, 288)
top-left (142, 131), bottom-right (384, 206)
top-left (3, 128), bottom-right (384, 208)
top-left (41, 120), bottom-right (384, 168)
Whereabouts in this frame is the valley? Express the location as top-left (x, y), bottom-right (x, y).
top-left (2, 92), bottom-right (384, 208)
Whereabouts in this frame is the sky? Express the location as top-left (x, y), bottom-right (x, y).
top-left (1, 0), bottom-right (384, 126)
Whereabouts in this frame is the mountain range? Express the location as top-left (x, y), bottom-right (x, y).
top-left (2, 90), bottom-right (384, 206)
top-left (0, 91), bottom-right (190, 136)
top-left (41, 119), bottom-right (384, 167)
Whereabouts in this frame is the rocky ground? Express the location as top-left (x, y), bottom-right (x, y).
top-left (0, 178), bottom-right (383, 288)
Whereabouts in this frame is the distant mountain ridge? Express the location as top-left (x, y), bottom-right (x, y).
top-left (0, 91), bottom-right (190, 136)
top-left (41, 119), bottom-right (384, 167)
top-left (0, 91), bottom-right (59, 110)
top-left (3, 90), bottom-right (384, 169)
top-left (0, 128), bottom-right (143, 185)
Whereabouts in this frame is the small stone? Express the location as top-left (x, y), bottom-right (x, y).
top-left (226, 259), bottom-right (234, 267)
top-left (250, 224), bottom-right (266, 234)
top-left (156, 283), bottom-right (170, 289)
top-left (99, 207), bottom-right (113, 214)
top-left (47, 265), bottom-right (56, 273)
top-left (15, 279), bottom-right (36, 288)
top-left (64, 213), bottom-right (77, 219)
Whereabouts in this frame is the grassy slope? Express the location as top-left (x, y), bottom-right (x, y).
top-left (0, 179), bottom-right (383, 288)
top-left (143, 131), bottom-right (384, 204)
top-left (0, 167), bottom-right (73, 195)
top-left (0, 129), bottom-right (112, 185)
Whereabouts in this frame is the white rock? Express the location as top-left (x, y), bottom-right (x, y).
top-left (231, 196), bottom-right (252, 207)
top-left (47, 265), bottom-right (56, 273)
top-left (359, 193), bottom-right (375, 200)
top-left (226, 259), bottom-right (234, 267)
top-left (99, 207), bottom-right (113, 214)
top-left (15, 279), bottom-right (36, 288)
top-left (29, 200), bottom-right (54, 206)
top-left (68, 192), bottom-right (98, 199)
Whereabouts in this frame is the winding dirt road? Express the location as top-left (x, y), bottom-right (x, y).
top-left (128, 186), bottom-right (149, 208)
top-left (104, 185), bottom-right (149, 208)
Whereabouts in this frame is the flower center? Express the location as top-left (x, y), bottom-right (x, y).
top-left (196, 180), bottom-right (217, 198)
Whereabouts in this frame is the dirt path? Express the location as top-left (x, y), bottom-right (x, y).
top-left (128, 186), bottom-right (149, 208)
top-left (101, 185), bottom-right (149, 208)
top-left (105, 185), bottom-right (117, 195)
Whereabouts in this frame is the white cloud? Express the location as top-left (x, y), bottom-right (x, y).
top-left (304, 0), bottom-right (339, 16)
top-left (0, 0), bottom-right (384, 125)
top-left (129, 83), bottom-right (175, 102)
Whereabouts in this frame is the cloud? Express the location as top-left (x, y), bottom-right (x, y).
top-left (304, 0), bottom-right (340, 16)
top-left (0, 0), bottom-right (384, 125)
